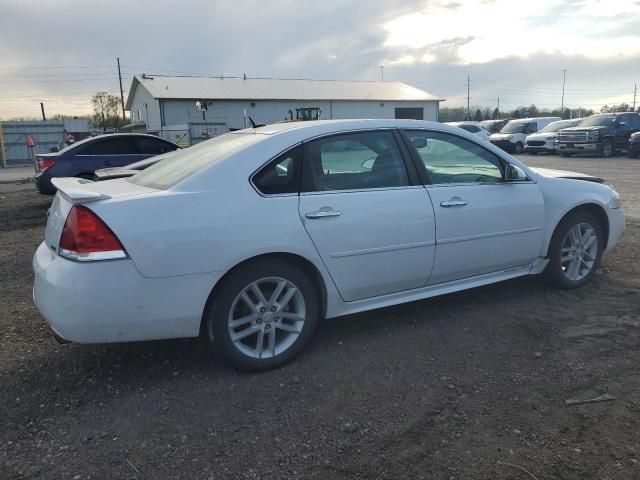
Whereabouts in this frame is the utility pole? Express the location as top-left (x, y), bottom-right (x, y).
top-left (497, 97), bottom-right (500, 119)
top-left (380, 65), bottom-right (384, 81)
top-left (633, 83), bottom-right (637, 111)
top-left (40, 102), bottom-right (46, 121)
top-left (117, 57), bottom-right (126, 122)
top-left (467, 74), bottom-right (470, 120)
top-left (561, 69), bottom-right (567, 114)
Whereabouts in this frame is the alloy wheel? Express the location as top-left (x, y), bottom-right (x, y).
top-left (560, 223), bottom-right (598, 281)
top-left (227, 277), bottom-right (306, 359)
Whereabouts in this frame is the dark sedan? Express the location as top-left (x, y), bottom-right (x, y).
top-left (93, 150), bottom-right (177, 181)
top-left (35, 133), bottom-right (179, 194)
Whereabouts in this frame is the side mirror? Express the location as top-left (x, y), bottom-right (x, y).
top-left (505, 164), bottom-right (527, 182)
top-left (361, 158), bottom-right (375, 170)
top-left (411, 137), bottom-right (428, 148)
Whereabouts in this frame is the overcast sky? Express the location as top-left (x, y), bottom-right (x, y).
top-left (0, 0), bottom-right (638, 118)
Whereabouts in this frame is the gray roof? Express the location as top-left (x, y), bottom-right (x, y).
top-left (125, 75), bottom-right (441, 108)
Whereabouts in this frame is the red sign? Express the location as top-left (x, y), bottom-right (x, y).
top-left (26, 136), bottom-right (35, 148)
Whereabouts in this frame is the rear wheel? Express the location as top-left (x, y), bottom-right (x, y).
top-left (544, 212), bottom-right (603, 289)
top-left (600, 139), bottom-right (614, 158)
top-left (513, 142), bottom-right (524, 154)
top-left (204, 259), bottom-right (319, 371)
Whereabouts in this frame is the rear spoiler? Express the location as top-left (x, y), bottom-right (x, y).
top-left (51, 177), bottom-right (111, 204)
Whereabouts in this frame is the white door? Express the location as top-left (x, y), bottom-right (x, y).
top-left (298, 130), bottom-right (436, 302)
top-left (402, 129), bottom-right (545, 284)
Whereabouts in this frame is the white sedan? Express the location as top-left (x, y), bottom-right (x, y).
top-left (33, 119), bottom-right (625, 371)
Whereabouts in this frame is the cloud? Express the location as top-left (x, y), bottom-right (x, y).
top-left (0, 0), bottom-right (637, 117)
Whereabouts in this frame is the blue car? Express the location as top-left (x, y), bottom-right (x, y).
top-left (35, 133), bottom-right (179, 194)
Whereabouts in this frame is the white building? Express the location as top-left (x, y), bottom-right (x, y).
top-left (125, 74), bottom-right (442, 145)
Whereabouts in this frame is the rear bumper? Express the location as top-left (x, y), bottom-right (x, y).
top-left (32, 242), bottom-right (223, 343)
top-left (35, 172), bottom-right (55, 195)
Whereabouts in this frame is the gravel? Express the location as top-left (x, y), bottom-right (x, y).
top-left (1, 154), bottom-right (639, 479)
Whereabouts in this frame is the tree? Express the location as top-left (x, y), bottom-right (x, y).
top-left (492, 108), bottom-right (500, 120)
top-left (91, 92), bottom-right (122, 132)
top-left (601, 103), bottom-right (631, 113)
top-left (473, 109), bottom-right (482, 122)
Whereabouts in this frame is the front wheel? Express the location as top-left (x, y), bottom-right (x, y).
top-left (544, 212), bottom-right (603, 289)
top-left (205, 259), bottom-right (319, 371)
top-left (513, 142), bottom-right (524, 154)
top-left (600, 139), bottom-right (614, 158)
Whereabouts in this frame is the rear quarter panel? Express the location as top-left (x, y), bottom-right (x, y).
top-left (91, 136), bottom-right (328, 281)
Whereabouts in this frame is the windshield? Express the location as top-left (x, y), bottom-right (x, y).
top-left (579, 115), bottom-right (616, 127)
top-left (500, 122), bottom-right (528, 134)
top-left (540, 120), bottom-right (576, 133)
top-left (128, 132), bottom-right (262, 189)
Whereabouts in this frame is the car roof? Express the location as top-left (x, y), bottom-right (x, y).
top-left (235, 119), bottom-right (459, 138)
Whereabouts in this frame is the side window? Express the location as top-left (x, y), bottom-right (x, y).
top-left (303, 131), bottom-right (409, 192)
top-left (137, 137), bottom-right (177, 155)
top-left (253, 145), bottom-right (302, 195)
top-left (86, 137), bottom-right (139, 155)
top-left (403, 130), bottom-right (504, 185)
top-left (630, 114), bottom-right (640, 129)
top-left (461, 125), bottom-right (479, 133)
top-left (525, 122), bottom-right (537, 133)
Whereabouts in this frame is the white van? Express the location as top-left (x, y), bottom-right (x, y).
top-left (490, 117), bottom-right (561, 154)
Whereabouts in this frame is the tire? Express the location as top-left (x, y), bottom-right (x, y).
top-left (513, 142), bottom-right (524, 154)
top-left (628, 151), bottom-right (639, 159)
top-left (544, 211), bottom-right (603, 290)
top-left (204, 259), bottom-right (320, 371)
top-left (561, 152), bottom-right (572, 157)
top-left (600, 139), bottom-right (614, 158)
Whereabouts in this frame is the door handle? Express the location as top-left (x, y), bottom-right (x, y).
top-left (305, 209), bottom-right (341, 219)
top-left (440, 199), bottom-right (467, 208)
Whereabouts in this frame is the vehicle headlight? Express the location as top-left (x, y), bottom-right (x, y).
top-left (587, 131), bottom-right (599, 141)
top-left (607, 188), bottom-right (621, 209)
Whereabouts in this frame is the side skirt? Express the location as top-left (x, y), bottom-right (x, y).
top-left (325, 263), bottom-right (541, 319)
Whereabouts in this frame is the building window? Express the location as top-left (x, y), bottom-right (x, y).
top-left (395, 108), bottom-right (424, 120)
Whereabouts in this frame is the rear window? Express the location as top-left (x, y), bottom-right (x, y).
top-left (128, 133), bottom-right (261, 189)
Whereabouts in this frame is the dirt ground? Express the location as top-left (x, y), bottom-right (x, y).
top-left (1, 154), bottom-right (639, 480)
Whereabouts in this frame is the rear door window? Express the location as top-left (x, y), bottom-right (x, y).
top-left (136, 137), bottom-right (177, 155)
top-left (302, 131), bottom-right (409, 191)
top-left (85, 137), bottom-right (139, 155)
top-left (252, 145), bottom-right (302, 195)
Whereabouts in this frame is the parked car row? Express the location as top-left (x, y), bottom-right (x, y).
top-left (462, 112), bottom-right (640, 158)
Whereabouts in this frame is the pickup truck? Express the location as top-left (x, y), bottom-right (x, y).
top-left (555, 112), bottom-right (640, 158)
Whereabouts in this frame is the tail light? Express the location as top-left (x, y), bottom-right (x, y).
top-left (59, 205), bottom-right (127, 261)
top-left (37, 157), bottom-right (56, 171)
